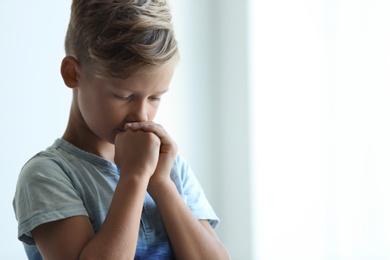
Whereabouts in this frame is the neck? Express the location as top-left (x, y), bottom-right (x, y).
top-left (62, 104), bottom-right (116, 163)
top-left (63, 126), bottom-right (115, 163)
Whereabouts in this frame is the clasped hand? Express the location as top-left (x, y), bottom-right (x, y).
top-left (114, 122), bottom-right (178, 187)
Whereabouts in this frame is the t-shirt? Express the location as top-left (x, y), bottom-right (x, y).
top-left (13, 138), bottom-right (219, 259)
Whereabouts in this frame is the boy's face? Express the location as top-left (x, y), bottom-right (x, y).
top-left (73, 62), bottom-right (176, 145)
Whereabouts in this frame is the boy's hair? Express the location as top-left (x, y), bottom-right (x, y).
top-left (65, 0), bottom-right (179, 79)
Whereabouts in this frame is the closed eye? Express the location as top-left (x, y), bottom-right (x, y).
top-left (114, 93), bottom-right (134, 100)
top-left (148, 96), bottom-right (161, 101)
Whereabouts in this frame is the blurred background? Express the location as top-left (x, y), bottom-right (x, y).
top-left (1, 0), bottom-right (390, 259)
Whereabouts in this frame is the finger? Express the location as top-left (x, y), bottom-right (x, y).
top-left (124, 122), bottom-right (173, 146)
top-left (140, 123), bottom-right (168, 141)
top-left (124, 122), bottom-right (140, 130)
top-left (136, 123), bottom-right (177, 154)
top-left (125, 122), bottom-right (151, 131)
top-left (125, 122), bottom-right (160, 133)
top-left (145, 126), bottom-right (177, 154)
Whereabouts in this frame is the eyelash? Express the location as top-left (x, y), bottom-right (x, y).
top-left (149, 96), bottom-right (161, 102)
top-left (114, 94), bottom-right (133, 100)
top-left (113, 94), bottom-right (161, 102)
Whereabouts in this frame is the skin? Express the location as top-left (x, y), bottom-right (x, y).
top-left (31, 56), bottom-right (230, 259)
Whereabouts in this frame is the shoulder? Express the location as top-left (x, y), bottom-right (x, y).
top-left (13, 148), bottom-right (90, 245)
top-left (171, 153), bottom-right (188, 171)
top-left (170, 154), bottom-right (220, 228)
top-left (18, 148), bottom-right (70, 185)
top-left (170, 154), bottom-right (192, 182)
top-left (170, 154), bottom-right (203, 195)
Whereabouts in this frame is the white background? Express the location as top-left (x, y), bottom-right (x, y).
top-left (250, 0), bottom-right (390, 259)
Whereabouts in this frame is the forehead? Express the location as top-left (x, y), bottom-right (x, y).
top-left (99, 61), bottom-right (177, 92)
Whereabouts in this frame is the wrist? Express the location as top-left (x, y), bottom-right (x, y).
top-left (118, 170), bottom-right (150, 186)
top-left (147, 178), bottom-right (175, 199)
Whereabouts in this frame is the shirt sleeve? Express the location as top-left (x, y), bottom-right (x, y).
top-left (13, 153), bottom-right (88, 245)
top-left (170, 155), bottom-right (220, 228)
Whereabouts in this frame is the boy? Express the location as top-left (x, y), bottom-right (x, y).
top-left (13, 0), bottom-right (229, 259)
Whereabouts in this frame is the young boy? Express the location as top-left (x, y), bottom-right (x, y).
top-left (13, 0), bottom-right (229, 259)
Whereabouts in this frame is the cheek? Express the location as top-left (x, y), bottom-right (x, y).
top-left (148, 104), bottom-right (160, 119)
top-left (79, 94), bottom-right (121, 127)
top-left (99, 103), bottom-right (128, 124)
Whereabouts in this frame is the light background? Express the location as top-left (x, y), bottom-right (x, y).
top-left (250, 0), bottom-right (390, 259)
top-left (1, 1), bottom-right (390, 259)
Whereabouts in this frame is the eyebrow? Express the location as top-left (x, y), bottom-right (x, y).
top-left (154, 89), bottom-right (169, 95)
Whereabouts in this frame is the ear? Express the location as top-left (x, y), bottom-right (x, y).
top-left (61, 56), bottom-right (80, 89)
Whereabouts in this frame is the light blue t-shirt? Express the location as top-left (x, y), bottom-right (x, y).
top-left (13, 138), bottom-right (219, 260)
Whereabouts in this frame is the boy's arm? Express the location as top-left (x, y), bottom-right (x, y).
top-left (32, 129), bottom-right (160, 260)
top-left (149, 180), bottom-right (230, 260)
top-left (129, 122), bottom-right (231, 260)
top-left (32, 174), bottom-right (148, 260)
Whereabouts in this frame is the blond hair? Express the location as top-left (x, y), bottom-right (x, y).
top-left (65, 0), bottom-right (179, 78)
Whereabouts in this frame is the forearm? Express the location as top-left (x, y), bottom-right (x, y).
top-left (80, 174), bottom-right (149, 260)
top-left (149, 180), bottom-right (230, 260)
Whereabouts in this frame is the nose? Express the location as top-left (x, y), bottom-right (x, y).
top-left (127, 99), bottom-right (148, 122)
